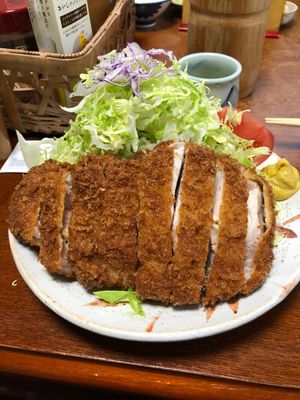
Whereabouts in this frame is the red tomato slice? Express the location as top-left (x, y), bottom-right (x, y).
top-left (218, 107), bottom-right (275, 165)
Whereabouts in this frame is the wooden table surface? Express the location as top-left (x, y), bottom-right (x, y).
top-left (1, 3), bottom-right (300, 399)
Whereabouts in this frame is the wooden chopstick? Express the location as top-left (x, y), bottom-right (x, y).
top-left (265, 118), bottom-right (300, 126)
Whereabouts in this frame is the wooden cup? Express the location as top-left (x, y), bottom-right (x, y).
top-left (187, 0), bottom-right (271, 99)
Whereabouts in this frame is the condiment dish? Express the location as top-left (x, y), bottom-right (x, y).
top-left (281, 1), bottom-right (298, 25)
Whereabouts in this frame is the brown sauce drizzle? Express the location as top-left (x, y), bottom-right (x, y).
top-left (146, 315), bottom-right (160, 332)
top-left (227, 299), bottom-right (239, 314)
top-left (86, 299), bottom-right (119, 307)
top-left (205, 305), bottom-right (217, 321)
top-left (276, 226), bottom-right (297, 238)
top-left (283, 213), bottom-right (300, 226)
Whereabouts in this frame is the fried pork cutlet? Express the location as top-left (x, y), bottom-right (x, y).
top-left (134, 142), bottom-right (177, 303)
top-left (8, 160), bottom-right (67, 248)
top-left (170, 143), bottom-right (216, 306)
top-left (241, 169), bottom-right (275, 295)
top-left (68, 154), bottom-right (138, 290)
top-left (8, 141), bottom-right (276, 307)
top-left (39, 164), bottom-right (73, 277)
top-left (202, 155), bottom-right (249, 306)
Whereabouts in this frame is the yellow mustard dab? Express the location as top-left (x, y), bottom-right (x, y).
top-left (261, 158), bottom-right (300, 201)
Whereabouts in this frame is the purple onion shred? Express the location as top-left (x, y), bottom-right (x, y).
top-left (89, 42), bottom-right (179, 98)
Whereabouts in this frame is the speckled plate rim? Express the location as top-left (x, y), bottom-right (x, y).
top-left (8, 154), bottom-right (300, 342)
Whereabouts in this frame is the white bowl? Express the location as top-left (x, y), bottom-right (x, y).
top-left (135, 0), bottom-right (171, 28)
top-left (281, 1), bottom-right (298, 25)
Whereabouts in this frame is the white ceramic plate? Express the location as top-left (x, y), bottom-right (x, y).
top-left (8, 155), bottom-right (300, 342)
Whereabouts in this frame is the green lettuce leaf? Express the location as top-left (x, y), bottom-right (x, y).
top-left (93, 289), bottom-right (145, 316)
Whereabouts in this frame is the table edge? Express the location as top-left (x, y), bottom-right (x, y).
top-left (0, 347), bottom-right (299, 400)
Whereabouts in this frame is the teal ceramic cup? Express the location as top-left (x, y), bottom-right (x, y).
top-left (179, 52), bottom-right (242, 107)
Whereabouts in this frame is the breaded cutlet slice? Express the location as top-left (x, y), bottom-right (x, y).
top-left (134, 142), bottom-right (175, 303)
top-left (68, 154), bottom-right (111, 290)
top-left (171, 143), bottom-right (216, 306)
top-left (202, 155), bottom-right (248, 306)
top-left (39, 163), bottom-right (73, 277)
top-left (69, 154), bottom-right (138, 290)
top-left (95, 157), bottom-right (139, 289)
top-left (8, 160), bottom-right (65, 247)
top-left (241, 168), bottom-right (275, 295)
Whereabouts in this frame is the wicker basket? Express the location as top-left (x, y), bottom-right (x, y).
top-left (0, 0), bottom-right (135, 135)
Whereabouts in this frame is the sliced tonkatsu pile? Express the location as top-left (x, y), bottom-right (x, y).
top-left (8, 141), bottom-right (276, 306)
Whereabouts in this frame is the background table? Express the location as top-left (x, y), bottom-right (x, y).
top-left (0, 2), bottom-right (300, 399)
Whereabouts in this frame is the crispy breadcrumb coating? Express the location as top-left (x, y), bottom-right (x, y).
top-left (202, 155), bottom-right (248, 306)
top-left (171, 143), bottom-right (215, 305)
top-left (69, 154), bottom-right (138, 290)
top-left (39, 164), bottom-right (73, 277)
top-left (134, 142), bottom-right (174, 303)
top-left (241, 168), bottom-right (275, 294)
top-left (8, 160), bottom-right (68, 247)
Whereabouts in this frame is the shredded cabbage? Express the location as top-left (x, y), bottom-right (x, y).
top-left (47, 43), bottom-right (268, 166)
